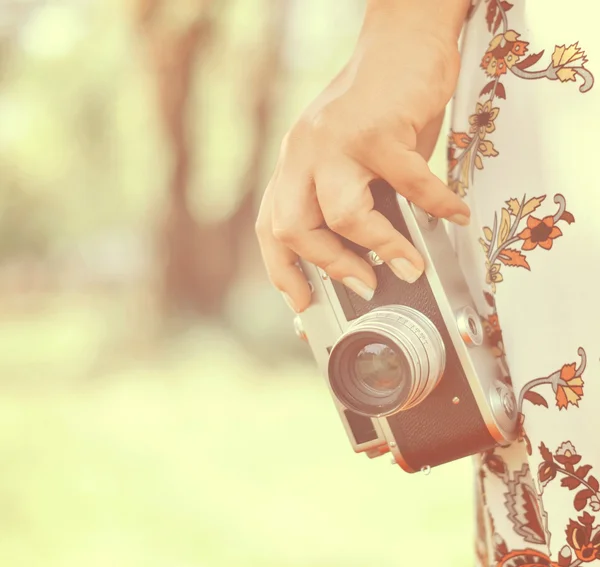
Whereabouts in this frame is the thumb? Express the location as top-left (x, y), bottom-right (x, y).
top-left (415, 110), bottom-right (445, 162)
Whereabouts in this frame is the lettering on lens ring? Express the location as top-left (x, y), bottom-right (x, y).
top-left (398, 316), bottom-right (431, 347)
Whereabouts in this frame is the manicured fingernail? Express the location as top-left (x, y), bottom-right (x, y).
top-left (282, 293), bottom-right (299, 313)
top-left (343, 277), bottom-right (375, 301)
top-left (390, 258), bottom-right (423, 284)
top-left (447, 213), bottom-right (470, 226)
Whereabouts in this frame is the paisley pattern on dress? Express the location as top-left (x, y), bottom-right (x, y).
top-left (449, 1), bottom-right (594, 198)
top-left (449, 1), bottom-right (599, 565)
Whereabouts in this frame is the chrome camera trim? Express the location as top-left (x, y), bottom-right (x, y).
top-left (295, 194), bottom-right (518, 471)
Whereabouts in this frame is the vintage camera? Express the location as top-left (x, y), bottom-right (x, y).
top-left (292, 180), bottom-right (518, 473)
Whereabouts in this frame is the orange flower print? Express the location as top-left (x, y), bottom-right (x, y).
top-left (518, 215), bottom-right (563, 250)
top-left (519, 349), bottom-right (586, 411)
top-left (460, 4), bottom-right (600, 565)
top-left (481, 195), bottom-right (575, 290)
top-left (449, 11), bottom-right (596, 202)
top-left (469, 101), bottom-right (500, 138)
top-left (553, 43), bottom-right (588, 83)
top-left (566, 512), bottom-right (600, 563)
top-left (514, 42), bottom-right (595, 93)
top-left (556, 363), bottom-right (585, 410)
top-left (481, 30), bottom-right (529, 77)
top-left (518, 349), bottom-right (586, 459)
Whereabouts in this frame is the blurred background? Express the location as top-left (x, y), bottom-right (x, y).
top-left (0, 1), bottom-right (473, 565)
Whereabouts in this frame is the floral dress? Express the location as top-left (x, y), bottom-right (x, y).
top-left (448, 1), bottom-right (600, 565)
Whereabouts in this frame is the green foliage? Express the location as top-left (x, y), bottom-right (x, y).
top-left (0, 3), bottom-right (466, 562)
top-left (0, 294), bottom-right (472, 567)
top-left (0, 0), bottom-right (372, 258)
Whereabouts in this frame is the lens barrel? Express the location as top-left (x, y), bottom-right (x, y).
top-left (328, 306), bottom-right (446, 417)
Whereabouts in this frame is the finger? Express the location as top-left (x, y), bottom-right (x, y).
top-left (255, 175), bottom-right (312, 313)
top-left (316, 160), bottom-right (425, 284)
top-left (367, 142), bottom-right (470, 225)
top-left (271, 161), bottom-right (377, 301)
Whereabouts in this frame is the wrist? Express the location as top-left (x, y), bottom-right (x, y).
top-left (364, 0), bottom-right (470, 44)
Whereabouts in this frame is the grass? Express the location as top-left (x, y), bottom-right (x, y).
top-left (0, 294), bottom-right (474, 567)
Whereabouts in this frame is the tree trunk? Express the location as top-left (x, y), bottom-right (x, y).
top-left (136, 0), bottom-right (219, 317)
top-left (136, 0), bottom-right (289, 319)
top-left (224, 0), bottom-right (292, 286)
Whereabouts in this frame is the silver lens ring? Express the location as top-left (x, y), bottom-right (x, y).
top-left (328, 305), bottom-right (446, 417)
top-left (355, 307), bottom-right (444, 409)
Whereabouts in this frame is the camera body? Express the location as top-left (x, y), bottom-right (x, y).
top-left (293, 180), bottom-right (518, 473)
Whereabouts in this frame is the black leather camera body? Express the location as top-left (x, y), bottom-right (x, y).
top-left (292, 181), bottom-right (518, 472)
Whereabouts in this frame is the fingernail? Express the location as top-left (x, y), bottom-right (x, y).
top-left (390, 258), bottom-right (423, 284)
top-left (343, 277), bottom-right (375, 301)
top-left (447, 213), bottom-right (470, 226)
top-left (282, 292), bottom-right (299, 313)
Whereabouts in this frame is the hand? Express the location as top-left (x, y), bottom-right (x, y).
top-left (256, 1), bottom-right (470, 313)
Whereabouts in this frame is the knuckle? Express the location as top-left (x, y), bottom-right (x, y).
top-left (356, 114), bottom-right (413, 159)
top-left (308, 106), bottom-right (334, 136)
top-left (395, 111), bottom-right (415, 134)
top-left (278, 132), bottom-right (291, 156)
top-left (320, 258), bottom-right (344, 279)
top-left (368, 234), bottom-right (393, 251)
top-left (407, 162), bottom-right (431, 188)
top-left (320, 249), bottom-right (355, 280)
top-left (324, 195), bottom-right (368, 233)
top-left (389, 113), bottom-right (417, 146)
top-left (280, 129), bottom-right (296, 154)
top-left (400, 182), bottom-right (419, 202)
top-left (254, 217), bottom-right (268, 240)
top-left (402, 170), bottom-right (431, 200)
top-left (352, 125), bottom-right (380, 156)
top-left (437, 199), bottom-right (459, 217)
top-left (272, 221), bottom-right (301, 245)
top-left (302, 103), bottom-right (341, 143)
top-left (326, 208), bottom-right (360, 233)
top-left (280, 123), bottom-right (307, 157)
top-left (267, 271), bottom-right (286, 291)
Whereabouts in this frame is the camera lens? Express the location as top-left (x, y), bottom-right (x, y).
top-left (328, 306), bottom-right (446, 417)
top-left (353, 343), bottom-right (406, 395)
top-left (333, 335), bottom-right (413, 416)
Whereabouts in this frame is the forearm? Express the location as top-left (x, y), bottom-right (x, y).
top-left (364, 0), bottom-right (471, 44)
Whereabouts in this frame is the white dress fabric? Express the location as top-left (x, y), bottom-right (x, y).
top-left (448, 1), bottom-right (600, 565)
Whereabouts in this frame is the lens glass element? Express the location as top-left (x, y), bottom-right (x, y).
top-left (327, 306), bottom-right (446, 417)
top-left (353, 343), bottom-right (405, 396)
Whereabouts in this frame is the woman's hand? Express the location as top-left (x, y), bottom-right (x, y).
top-left (256, 0), bottom-right (471, 313)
